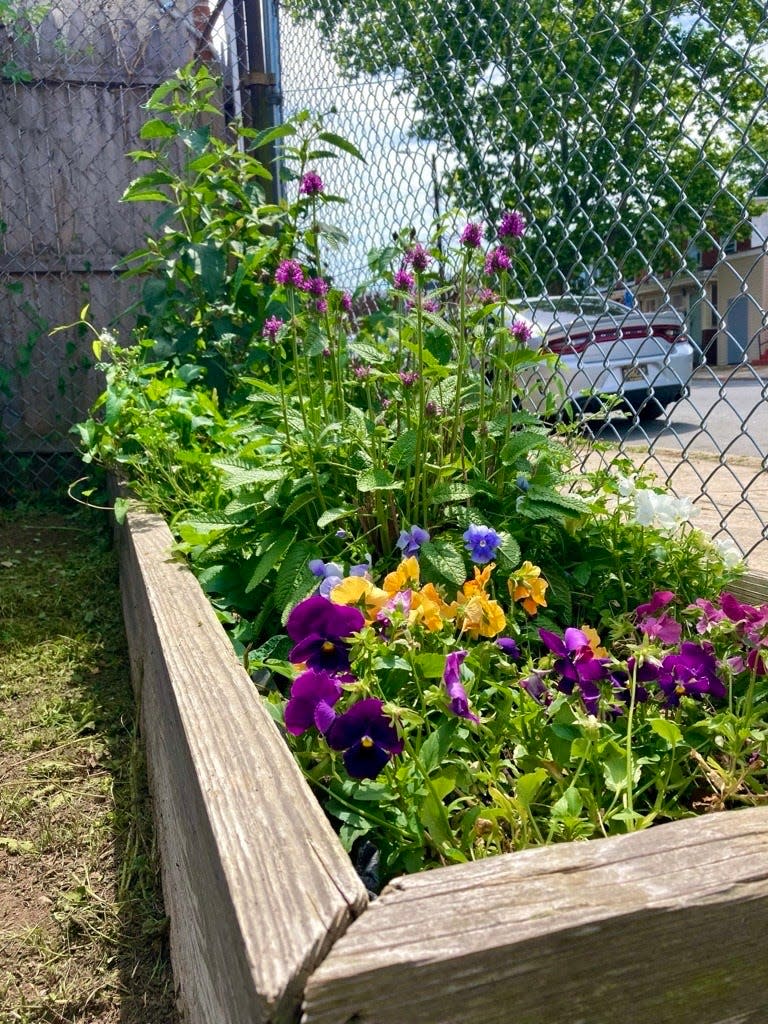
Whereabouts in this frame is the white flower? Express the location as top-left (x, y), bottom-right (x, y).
top-left (616, 474), bottom-right (637, 497)
top-left (713, 536), bottom-right (742, 568)
top-left (633, 489), bottom-right (700, 532)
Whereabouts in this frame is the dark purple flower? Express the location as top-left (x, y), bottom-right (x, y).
top-left (657, 641), bottom-right (726, 706)
top-left (341, 291), bottom-right (353, 313)
top-left (460, 222), bottom-right (483, 248)
top-left (539, 627), bottom-right (608, 713)
top-left (496, 636), bottom-right (521, 660)
top-left (498, 210), bottom-right (526, 239)
top-left (275, 259), bottom-right (305, 288)
top-left (315, 299), bottom-right (328, 314)
top-left (396, 524), bottom-right (430, 556)
top-left (284, 669), bottom-right (342, 735)
top-left (286, 594), bottom-right (365, 672)
top-left (405, 243), bottom-right (431, 272)
top-left (423, 298), bottom-right (440, 313)
top-left (393, 268), bottom-right (415, 291)
top-left (325, 698), bottom-right (403, 779)
top-left (509, 318), bottom-right (534, 343)
top-left (520, 669), bottom-right (550, 704)
top-left (609, 657), bottom-right (656, 708)
top-left (463, 524), bottom-right (501, 565)
top-left (443, 649), bottom-right (479, 722)
top-left (398, 369), bottom-right (419, 388)
top-left (262, 315), bottom-right (284, 340)
top-left (484, 246), bottom-right (512, 275)
top-left (299, 170), bottom-right (324, 196)
top-left (635, 591), bottom-right (676, 617)
top-left (425, 400), bottom-right (442, 417)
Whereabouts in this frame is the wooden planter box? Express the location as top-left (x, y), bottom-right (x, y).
top-left (117, 508), bottom-right (768, 1024)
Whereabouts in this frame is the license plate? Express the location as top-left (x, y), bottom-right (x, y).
top-left (623, 364), bottom-right (645, 382)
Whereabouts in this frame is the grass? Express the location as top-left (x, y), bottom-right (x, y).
top-left (0, 492), bottom-right (178, 1024)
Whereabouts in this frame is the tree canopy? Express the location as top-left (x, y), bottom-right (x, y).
top-left (283, 0), bottom-right (768, 291)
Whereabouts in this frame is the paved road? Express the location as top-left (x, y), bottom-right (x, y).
top-left (589, 378), bottom-right (767, 459)
top-left (579, 370), bottom-right (768, 573)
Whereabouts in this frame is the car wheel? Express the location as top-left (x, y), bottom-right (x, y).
top-left (636, 399), bottom-right (665, 422)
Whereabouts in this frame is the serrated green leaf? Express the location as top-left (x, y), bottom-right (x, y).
top-left (357, 468), bottom-right (402, 492)
top-left (275, 540), bottom-right (317, 616)
top-left (388, 429), bottom-right (418, 468)
top-left (419, 539), bottom-right (467, 588)
top-left (212, 459), bottom-right (287, 491)
top-left (317, 507), bottom-right (352, 529)
top-left (430, 482), bottom-right (475, 504)
top-left (246, 532), bottom-right (297, 593)
top-left (496, 533), bottom-right (521, 570)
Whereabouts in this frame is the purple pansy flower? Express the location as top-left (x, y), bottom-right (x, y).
top-left (299, 170), bottom-right (324, 196)
top-left (286, 594), bottom-right (364, 673)
top-left (309, 558), bottom-right (345, 598)
top-left (396, 524), bottom-right (430, 556)
top-left (690, 597), bottom-right (727, 635)
top-left (274, 259), bottom-right (305, 288)
top-left (325, 698), bottom-right (403, 779)
top-left (498, 210), bottom-right (526, 239)
top-left (463, 524), bottom-right (501, 565)
top-left (657, 641), bottom-right (726, 707)
top-left (609, 657), bottom-right (657, 709)
top-left (539, 627), bottom-right (608, 714)
top-left (443, 650), bottom-right (479, 722)
top-left (635, 590), bottom-right (682, 644)
top-left (496, 636), bottom-right (521, 660)
top-left (284, 669), bottom-right (342, 735)
top-left (520, 669), bottom-right (551, 704)
top-left (460, 222), bottom-right (483, 248)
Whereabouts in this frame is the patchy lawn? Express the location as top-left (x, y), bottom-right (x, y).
top-left (0, 498), bottom-right (178, 1023)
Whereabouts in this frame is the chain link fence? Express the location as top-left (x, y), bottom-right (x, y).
top-left (1, 0), bottom-right (765, 566)
top-left (278, 0), bottom-right (768, 567)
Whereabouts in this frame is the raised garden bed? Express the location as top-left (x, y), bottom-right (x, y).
top-left (117, 506), bottom-right (768, 1024)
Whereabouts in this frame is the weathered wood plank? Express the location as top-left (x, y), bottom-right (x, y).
top-left (730, 569), bottom-right (768, 607)
top-left (303, 807), bottom-right (768, 1024)
top-left (117, 509), bottom-right (368, 1024)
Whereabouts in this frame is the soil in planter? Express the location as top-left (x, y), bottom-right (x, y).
top-left (0, 496), bottom-right (179, 1023)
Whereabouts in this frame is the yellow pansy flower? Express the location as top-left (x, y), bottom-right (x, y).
top-left (510, 560), bottom-right (548, 616)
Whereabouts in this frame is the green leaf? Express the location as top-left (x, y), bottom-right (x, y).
top-left (649, 717), bottom-right (684, 747)
top-left (356, 468), bottom-right (402, 492)
top-left (430, 482), bottom-right (475, 504)
top-left (113, 496), bottom-right (131, 525)
top-left (317, 507), bottom-right (351, 529)
top-left (139, 118), bottom-right (176, 140)
top-left (419, 539), bottom-right (466, 589)
top-left (388, 429), bottom-right (418, 468)
top-left (515, 768), bottom-right (549, 809)
top-left (212, 459), bottom-right (288, 491)
top-left (246, 532), bottom-right (297, 593)
top-left (420, 720), bottom-right (458, 773)
top-left (496, 532), bottom-right (521, 570)
top-left (275, 540), bottom-right (317, 618)
top-left (317, 131), bottom-right (365, 160)
top-left (550, 787), bottom-right (583, 820)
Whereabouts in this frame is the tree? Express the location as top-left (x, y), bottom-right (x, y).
top-left (283, 0), bottom-right (768, 291)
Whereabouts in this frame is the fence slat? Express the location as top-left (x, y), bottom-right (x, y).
top-left (303, 806), bottom-right (768, 1024)
top-left (117, 508), bottom-right (368, 1024)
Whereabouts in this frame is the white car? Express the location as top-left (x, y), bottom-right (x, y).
top-left (512, 295), bottom-right (694, 421)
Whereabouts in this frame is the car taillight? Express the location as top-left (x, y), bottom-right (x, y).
top-left (547, 333), bottom-right (590, 354)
